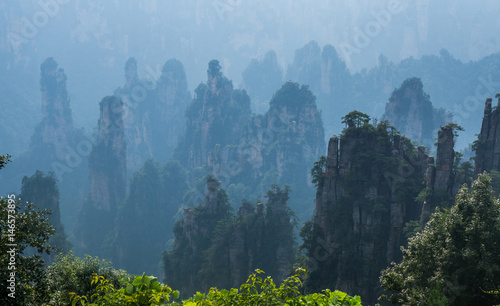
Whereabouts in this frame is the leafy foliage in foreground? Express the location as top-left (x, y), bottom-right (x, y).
top-left (0, 193), bottom-right (55, 305)
top-left (70, 274), bottom-right (178, 306)
top-left (164, 178), bottom-right (295, 298)
top-left (46, 252), bottom-right (129, 306)
top-left (71, 269), bottom-right (361, 306)
top-left (380, 173), bottom-right (500, 305)
top-left (177, 269), bottom-right (361, 306)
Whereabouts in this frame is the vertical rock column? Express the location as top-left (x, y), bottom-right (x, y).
top-left (89, 96), bottom-right (127, 212)
top-left (75, 95), bottom-right (126, 256)
top-left (35, 57), bottom-right (74, 160)
top-left (420, 126), bottom-right (455, 224)
top-left (474, 98), bottom-right (500, 175)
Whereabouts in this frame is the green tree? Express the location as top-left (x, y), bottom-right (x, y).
top-left (70, 274), bottom-right (178, 306)
top-left (207, 59), bottom-right (222, 78)
top-left (0, 155), bottom-right (56, 304)
top-left (71, 269), bottom-right (361, 306)
top-left (165, 178), bottom-right (296, 298)
top-left (443, 122), bottom-right (464, 138)
top-left (46, 251), bottom-right (129, 305)
top-left (0, 154), bottom-right (11, 170)
top-left (310, 155), bottom-right (326, 187)
top-left (0, 196), bottom-right (56, 305)
top-left (489, 170), bottom-right (500, 195)
top-left (380, 173), bottom-right (500, 305)
top-left (0, 154), bottom-right (60, 305)
top-left (341, 110), bottom-right (370, 129)
top-left (19, 171), bottom-right (71, 263)
top-left (453, 152), bottom-right (474, 189)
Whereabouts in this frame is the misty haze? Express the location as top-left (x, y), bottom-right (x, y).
top-left (1, 1), bottom-right (500, 305)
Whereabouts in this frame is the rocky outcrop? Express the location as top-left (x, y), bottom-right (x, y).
top-left (285, 42), bottom-right (351, 135)
top-left (0, 58), bottom-right (89, 236)
top-left (74, 95), bottom-right (126, 256)
top-left (287, 41), bottom-right (351, 96)
top-left (306, 113), bottom-right (463, 303)
top-left (241, 50), bottom-right (283, 114)
top-left (203, 80), bottom-right (324, 214)
top-left (308, 120), bottom-right (429, 304)
top-left (155, 59), bottom-right (191, 158)
top-left (383, 77), bottom-right (451, 148)
top-left (164, 177), bottom-right (294, 298)
top-left (175, 60), bottom-right (251, 169)
top-left (420, 126), bottom-right (456, 224)
top-left (265, 82), bottom-right (325, 177)
top-left (32, 57), bottom-right (74, 160)
top-left (88, 96), bottom-right (126, 212)
top-left (174, 60), bottom-right (324, 217)
top-left (164, 175), bottom-right (232, 296)
top-left (474, 98), bottom-right (500, 175)
top-left (115, 57), bottom-right (190, 172)
top-left (19, 170), bottom-right (71, 263)
top-left (286, 41), bottom-right (322, 94)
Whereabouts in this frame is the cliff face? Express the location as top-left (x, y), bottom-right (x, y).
top-left (19, 171), bottom-right (71, 263)
top-left (32, 57), bottom-right (74, 160)
top-left (175, 60), bottom-right (251, 169)
top-left (106, 159), bottom-right (188, 276)
top-left (241, 50), bottom-right (283, 114)
top-left (307, 119), bottom-right (459, 303)
top-left (309, 121), bottom-right (429, 303)
top-left (202, 80), bottom-right (324, 214)
top-left (164, 176), bottom-right (232, 296)
top-left (0, 58), bottom-right (90, 236)
top-left (474, 98), bottom-right (500, 175)
top-left (115, 57), bottom-right (190, 172)
top-left (285, 41), bottom-right (351, 135)
top-left (75, 95), bottom-right (126, 256)
top-left (164, 177), bottom-right (294, 298)
top-left (420, 126), bottom-right (456, 224)
top-left (88, 96), bottom-right (126, 212)
top-left (383, 77), bottom-right (450, 148)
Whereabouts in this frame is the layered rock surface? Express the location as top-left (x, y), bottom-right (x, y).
top-left (383, 77), bottom-right (450, 148)
top-left (308, 120), bottom-right (458, 304)
top-left (164, 176), bottom-right (294, 297)
top-left (75, 95), bottom-right (126, 256)
top-left (474, 98), bottom-right (500, 175)
top-left (175, 61), bottom-right (324, 216)
top-left (115, 57), bottom-right (190, 172)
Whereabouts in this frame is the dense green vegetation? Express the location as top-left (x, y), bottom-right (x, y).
top-left (103, 159), bottom-right (188, 276)
top-left (301, 112), bottom-right (427, 302)
top-left (1, 96), bottom-right (499, 305)
top-left (380, 173), bottom-right (500, 305)
top-left (175, 61), bottom-right (324, 223)
top-left (0, 153), bottom-right (360, 304)
top-left (164, 175), bottom-right (296, 298)
top-left (19, 171), bottom-right (71, 262)
top-left (0, 156), bottom-right (56, 305)
top-left (4, 44), bottom-right (500, 305)
top-left (46, 252), bottom-right (129, 306)
top-left (70, 269), bottom-right (362, 306)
